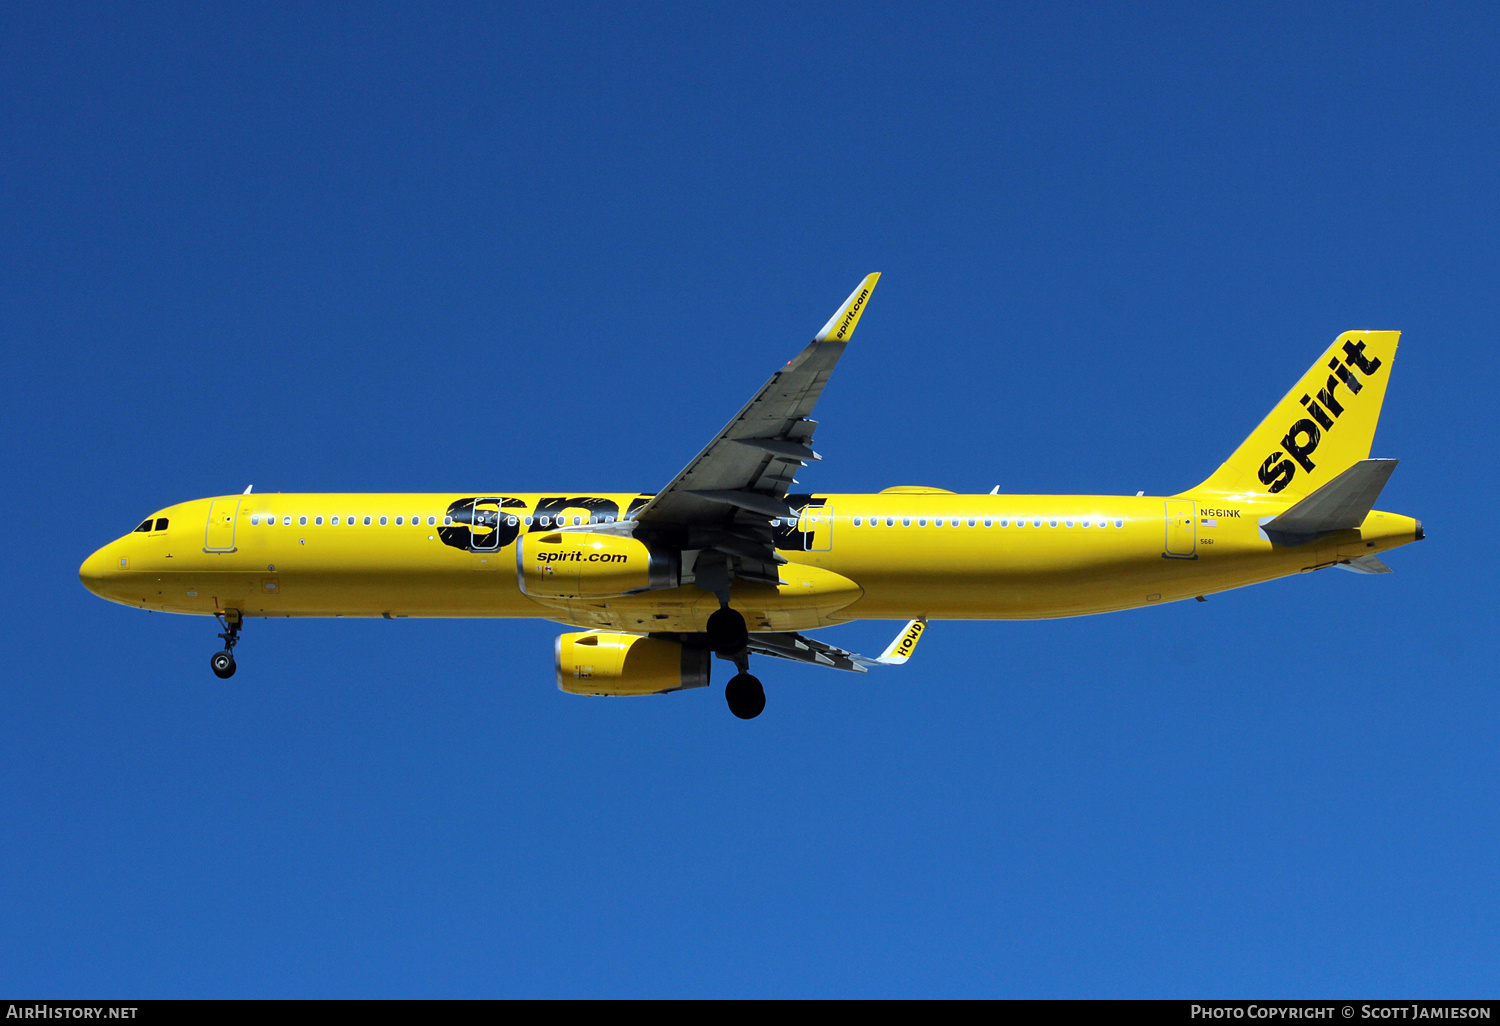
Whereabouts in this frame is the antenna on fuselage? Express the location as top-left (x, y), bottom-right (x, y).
top-left (243, 485), bottom-right (253, 494)
top-left (988, 485), bottom-right (999, 494)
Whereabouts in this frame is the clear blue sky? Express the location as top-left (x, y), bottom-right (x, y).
top-left (2, 2), bottom-right (1496, 997)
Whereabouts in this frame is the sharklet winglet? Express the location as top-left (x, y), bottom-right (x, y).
top-left (814, 273), bottom-right (880, 343)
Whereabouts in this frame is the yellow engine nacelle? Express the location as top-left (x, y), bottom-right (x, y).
top-left (517, 532), bottom-right (679, 599)
top-left (555, 632), bottom-right (711, 696)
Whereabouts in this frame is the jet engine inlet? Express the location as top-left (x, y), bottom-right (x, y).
top-left (555, 632), bottom-right (711, 696)
top-left (517, 532), bottom-right (680, 599)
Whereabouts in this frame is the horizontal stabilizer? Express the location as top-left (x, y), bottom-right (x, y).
top-left (1336, 554), bottom-right (1393, 574)
top-left (1260, 458), bottom-right (1398, 546)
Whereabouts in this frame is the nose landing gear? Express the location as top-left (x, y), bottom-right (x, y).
top-left (211, 610), bottom-right (242, 679)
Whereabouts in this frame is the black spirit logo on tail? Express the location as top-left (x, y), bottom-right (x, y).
top-left (1257, 340), bottom-right (1383, 494)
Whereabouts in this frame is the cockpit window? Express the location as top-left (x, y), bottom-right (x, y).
top-left (154, 518), bottom-right (169, 531)
top-left (134, 519), bottom-right (153, 533)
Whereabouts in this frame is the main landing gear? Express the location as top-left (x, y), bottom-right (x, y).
top-left (725, 670), bottom-right (765, 720)
top-left (708, 604), bottom-right (765, 719)
top-left (211, 610), bottom-right (242, 679)
top-left (706, 605), bottom-right (749, 656)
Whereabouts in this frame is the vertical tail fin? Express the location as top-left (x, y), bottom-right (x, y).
top-left (1187, 331), bottom-right (1400, 500)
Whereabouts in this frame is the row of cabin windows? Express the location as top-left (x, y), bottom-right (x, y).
top-left (133, 518), bottom-right (169, 533)
top-left (235, 511), bottom-right (1127, 531)
top-left (243, 513), bottom-right (615, 528)
top-left (521, 515), bottom-right (613, 527)
top-left (849, 516), bottom-right (1126, 529)
top-left (250, 514), bottom-right (440, 527)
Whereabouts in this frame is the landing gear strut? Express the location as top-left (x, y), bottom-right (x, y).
top-left (718, 615), bottom-right (765, 719)
top-left (706, 601), bottom-right (763, 718)
top-left (211, 610), bottom-right (241, 679)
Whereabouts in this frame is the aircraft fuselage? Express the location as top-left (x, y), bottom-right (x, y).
top-left (80, 490), bottom-right (1422, 633)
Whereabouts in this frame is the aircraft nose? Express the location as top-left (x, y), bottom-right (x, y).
top-left (79, 544), bottom-right (117, 595)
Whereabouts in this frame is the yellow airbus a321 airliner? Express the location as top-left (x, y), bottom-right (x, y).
top-left (81, 274), bottom-right (1422, 718)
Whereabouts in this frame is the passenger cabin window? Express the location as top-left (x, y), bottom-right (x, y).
top-left (315, 517), bottom-right (323, 525)
top-left (379, 516), bottom-right (388, 526)
top-left (364, 516), bottom-right (372, 526)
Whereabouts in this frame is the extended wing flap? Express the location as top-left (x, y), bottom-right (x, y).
top-left (744, 632), bottom-right (869, 673)
top-left (742, 619), bottom-right (929, 674)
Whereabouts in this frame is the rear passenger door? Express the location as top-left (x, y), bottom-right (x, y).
top-left (1164, 500), bottom-right (1196, 559)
